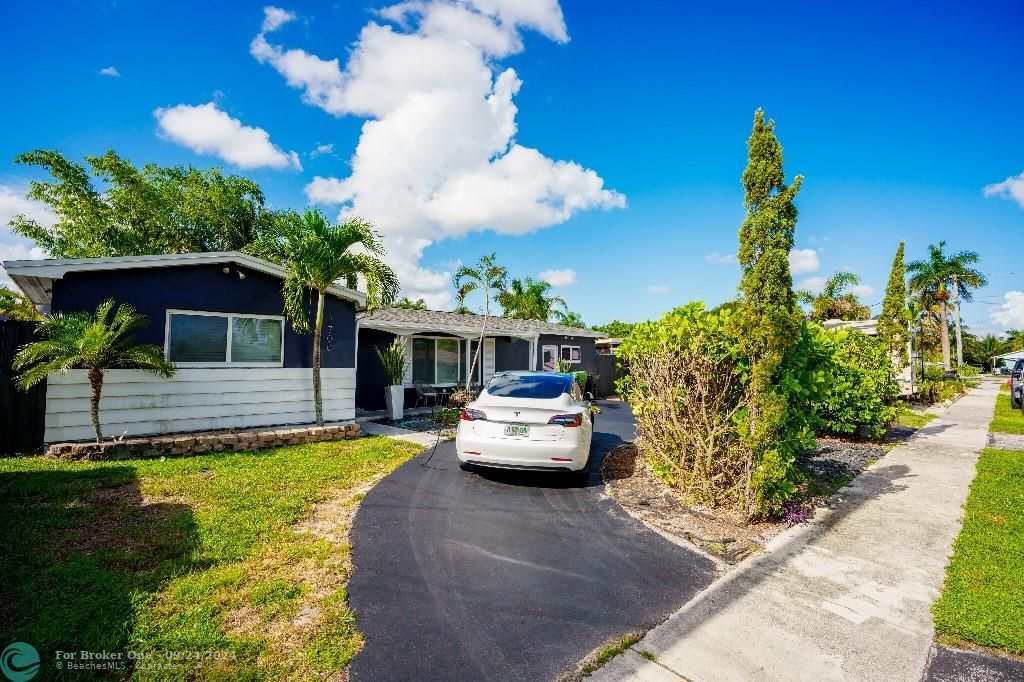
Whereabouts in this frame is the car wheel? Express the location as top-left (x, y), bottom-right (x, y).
top-left (1012, 396), bottom-right (1021, 409)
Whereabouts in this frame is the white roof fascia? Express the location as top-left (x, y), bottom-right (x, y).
top-left (1, 251), bottom-right (367, 308)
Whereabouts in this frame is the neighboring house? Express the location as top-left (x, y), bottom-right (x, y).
top-left (993, 350), bottom-right (1024, 374)
top-left (595, 337), bottom-right (624, 355)
top-left (821, 318), bottom-right (878, 335)
top-left (3, 252), bottom-right (365, 442)
top-left (356, 307), bottom-right (606, 411)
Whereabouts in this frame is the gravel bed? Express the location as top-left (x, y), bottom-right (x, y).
top-left (795, 437), bottom-right (889, 489)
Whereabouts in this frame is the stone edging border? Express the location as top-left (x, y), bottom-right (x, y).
top-left (45, 422), bottom-right (362, 460)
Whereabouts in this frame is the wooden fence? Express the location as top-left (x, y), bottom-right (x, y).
top-left (0, 320), bottom-right (45, 454)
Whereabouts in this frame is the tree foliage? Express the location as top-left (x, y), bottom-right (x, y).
top-left (907, 241), bottom-right (987, 370)
top-left (797, 271), bottom-right (871, 321)
top-left (496, 276), bottom-right (565, 321)
top-left (591, 320), bottom-right (636, 338)
top-left (808, 328), bottom-right (899, 437)
top-left (876, 241), bottom-right (910, 365)
top-left (13, 299), bottom-right (174, 442)
top-left (733, 109), bottom-right (806, 515)
top-left (555, 310), bottom-right (586, 328)
top-left (10, 149), bottom-right (283, 257)
top-left (0, 286), bottom-right (41, 321)
top-left (453, 253), bottom-right (507, 388)
top-left (393, 297), bottom-right (427, 310)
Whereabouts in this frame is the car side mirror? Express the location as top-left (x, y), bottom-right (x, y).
top-left (584, 392), bottom-right (594, 401)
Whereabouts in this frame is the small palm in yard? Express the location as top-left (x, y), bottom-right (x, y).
top-left (251, 208), bottom-right (399, 425)
top-left (14, 299), bottom-right (174, 442)
top-left (454, 252), bottom-right (507, 389)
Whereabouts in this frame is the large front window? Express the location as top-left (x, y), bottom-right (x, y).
top-left (412, 337), bottom-right (463, 385)
top-left (166, 310), bottom-right (284, 366)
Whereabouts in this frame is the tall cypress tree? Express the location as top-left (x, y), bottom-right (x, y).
top-left (877, 241), bottom-right (910, 366)
top-left (736, 109), bottom-right (804, 515)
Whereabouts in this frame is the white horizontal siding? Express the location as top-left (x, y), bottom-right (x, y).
top-left (45, 367), bottom-right (356, 442)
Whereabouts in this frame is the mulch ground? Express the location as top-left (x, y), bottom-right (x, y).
top-left (603, 435), bottom-right (894, 564)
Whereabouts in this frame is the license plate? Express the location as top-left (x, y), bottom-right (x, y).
top-left (504, 424), bottom-right (530, 437)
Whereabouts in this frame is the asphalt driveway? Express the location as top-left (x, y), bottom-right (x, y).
top-left (348, 401), bottom-right (718, 681)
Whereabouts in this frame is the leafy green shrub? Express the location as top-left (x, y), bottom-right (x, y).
top-left (807, 327), bottom-right (899, 437)
top-left (957, 364), bottom-right (981, 378)
top-left (432, 408), bottom-right (460, 427)
top-left (617, 303), bottom-right (752, 509)
top-left (574, 370), bottom-right (588, 392)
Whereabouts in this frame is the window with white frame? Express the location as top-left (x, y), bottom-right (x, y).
top-left (559, 345), bottom-right (581, 365)
top-left (166, 311), bottom-right (284, 366)
top-left (412, 337), bottom-right (463, 385)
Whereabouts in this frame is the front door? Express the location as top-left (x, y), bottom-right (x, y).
top-left (541, 344), bottom-right (557, 371)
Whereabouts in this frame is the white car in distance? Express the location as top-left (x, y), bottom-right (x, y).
top-left (456, 371), bottom-right (594, 477)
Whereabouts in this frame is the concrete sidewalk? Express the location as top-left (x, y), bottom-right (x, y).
top-left (359, 420), bottom-right (448, 447)
top-left (593, 381), bottom-right (999, 682)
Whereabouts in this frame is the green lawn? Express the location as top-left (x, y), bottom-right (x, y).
top-left (932, 448), bottom-right (1024, 655)
top-left (894, 406), bottom-right (936, 429)
top-left (990, 391), bottom-right (1024, 435)
top-left (0, 437), bottom-right (420, 679)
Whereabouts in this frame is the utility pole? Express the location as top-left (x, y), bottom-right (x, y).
top-left (952, 274), bottom-right (964, 368)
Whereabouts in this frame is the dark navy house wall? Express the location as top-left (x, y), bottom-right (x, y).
top-left (535, 334), bottom-right (598, 373)
top-left (493, 337), bottom-right (529, 371)
top-left (356, 328), bottom-right (396, 411)
top-left (50, 264), bottom-right (357, 368)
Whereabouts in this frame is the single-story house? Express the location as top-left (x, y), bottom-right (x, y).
top-left (3, 251), bottom-right (364, 442)
top-left (355, 307), bottom-right (606, 411)
top-left (992, 350), bottom-right (1024, 373)
top-left (595, 337), bottom-right (624, 355)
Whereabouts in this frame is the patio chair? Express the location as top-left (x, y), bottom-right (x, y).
top-left (414, 383), bottom-right (440, 410)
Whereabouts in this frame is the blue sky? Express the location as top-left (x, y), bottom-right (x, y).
top-left (1, 1), bottom-right (1022, 332)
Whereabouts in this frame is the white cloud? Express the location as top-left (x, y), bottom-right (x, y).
top-left (538, 268), bottom-right (575, 287)
top-left (788, 248), bottom-right (820, 274)
top-left (798, 276), bottom-right (827, 294)
top-left (310, 142), bottom-right (334, 158)
top-left (154, 102), bottom-right (301, 170)
top-left (98, 66), bottom-right (121, 77)
top-left (850, 283), bottom-right (875, 298)
top-left (991, 291), bottom-right (1024, 329)
top-left (261, 6), bottom-right (297, 32)
top-left (984, 172), bottom-right (1024, 208)
top-left (252, 1), bottom-right (621, 306)
top-left (647, 285), bottom-right (669, 294)
top-left (0, 185), bottom-right (55, 289)
top-left (705, 251), bottom-right (736, 265)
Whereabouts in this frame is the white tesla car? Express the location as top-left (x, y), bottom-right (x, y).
top-left (456, 371), bottom-right (594, 474)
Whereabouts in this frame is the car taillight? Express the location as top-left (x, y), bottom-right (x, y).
top-left (548, 413), bottom-right (582, 427)
top-left (461, 408), bottom-right (487, 421)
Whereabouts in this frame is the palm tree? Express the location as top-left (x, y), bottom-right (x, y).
top-left (1005, 329), bottom-right (1024, 352)
top-left (496, 277), bottom-right (566, 321)
top-left (454, 253), bottom-right (507, 389)
top-left (907, 242), bottom-right (987, 370)
top-left (971, 334), bottom-right (1008, 371)
top-left (14, 299), bottom-right (174, 442)
top-left (797, 271), bottom-right (870, 321)
top-left (555, 310), bottom-right (586, 328)
top-left (251, 208), bottom-right (399, 425)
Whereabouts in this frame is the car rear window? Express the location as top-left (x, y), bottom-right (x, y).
top-left (486, 374), bottom-right (573, 399)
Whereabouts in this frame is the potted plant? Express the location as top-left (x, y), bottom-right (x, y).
top-left (375, 339), bottom-right (408, 420)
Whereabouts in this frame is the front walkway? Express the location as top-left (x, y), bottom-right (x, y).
top-left (593, 381), bottom-right (999, 682)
